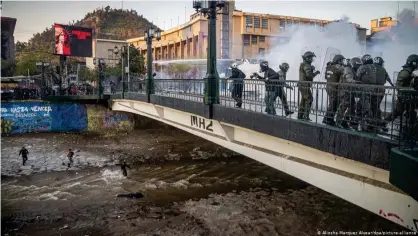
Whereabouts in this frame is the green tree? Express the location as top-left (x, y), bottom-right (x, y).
top-left (128, 46), bottom-right (145, 75)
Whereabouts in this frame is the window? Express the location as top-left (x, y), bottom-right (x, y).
top-left (251, 35), bottom-right (257, 44)
top-left (294, 20), bottom-right (299, 28)
top-left (108, 49), bottom-right (113, 59)
top-left (286, 19), bottom-right (292, 27)
top-left (254, 16), bottom-right (260, 28)
top-left (244, 35), bottom-right (250, 45)
top-left (245, 15), bottom-right (253, 26)
top-left (279, 20), bottom-right (285, 29)
top-left (262, 18), bottom-right (268, 28)
top-left (259, 36), bottom-right (265, 43)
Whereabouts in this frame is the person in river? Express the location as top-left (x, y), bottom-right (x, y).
top-left (19, 147), bottom-right (29, 166)
top-left (67, 149), bottom-right (74, 167)
top-left (121, 160), bottom-right (131, 176)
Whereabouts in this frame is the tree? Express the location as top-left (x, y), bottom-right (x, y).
top-left (128, 46), bottom-right (145, 75)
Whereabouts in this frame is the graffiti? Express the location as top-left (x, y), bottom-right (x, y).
top-left (378, 209), bottom-right (404, 223)
top-left (1, 102), bottom-right (87, 134)
top-left (103, 113), bottom-right (130, 127)
top-left (190, 115), bottom-right (213, 132)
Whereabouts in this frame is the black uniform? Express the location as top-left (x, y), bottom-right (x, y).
top-left (121, 161), bottom-right (131, 176)
top-left (255, 68), bottom-right (281, 115)
top-left (230, 68), bottom-right (246, 108)
top-left (19, 147), bottom-right (29, 166)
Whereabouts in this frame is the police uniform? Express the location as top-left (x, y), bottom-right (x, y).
top-left (324, 63), bottom-right (344, 125)
top-left (356, 63), bottom-right (378, 130)
top-left (335, 66), bottom-right (358, 127)
top-left (298, 62), bottom-right (316, 120)
top-left (277, 70), bottom-right (292, 115)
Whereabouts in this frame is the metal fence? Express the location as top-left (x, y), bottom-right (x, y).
top-left (121, 78), bottom-right (417, 141)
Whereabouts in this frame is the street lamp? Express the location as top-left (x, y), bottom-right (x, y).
top-left (193, 0), bottom-right (225, 105)
top-left (145, 27), bottom-right (162, 101)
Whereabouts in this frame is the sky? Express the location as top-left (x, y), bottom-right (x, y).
top-left (2, 0), bottom-right (418, 42)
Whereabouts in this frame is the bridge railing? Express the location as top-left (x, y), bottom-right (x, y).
top-left (121, 78), bottom-right (415, 140)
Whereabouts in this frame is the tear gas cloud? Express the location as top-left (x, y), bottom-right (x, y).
top-left (238, 9), bottom-right (418, 85)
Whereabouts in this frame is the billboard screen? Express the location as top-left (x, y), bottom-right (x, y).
top-left (54, 23), bottom-right (93, 57)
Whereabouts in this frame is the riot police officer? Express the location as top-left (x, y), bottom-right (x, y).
top-left (385, 54), bottom-right (418, 122)
top-left (374, 56), bottom-right (394, 131)
top-left (276, 62), bottom-right (294, 116)
top-left (298, 51), bottom-right (320, 121)
top-left (357, 54), bottom-right (378, 131)
top-left (335, 57), bottom-right (362, 129)
top-left (251, 61), bottom-right (281, 115)
top-left (323, 54), bottom-right (345, 126)
top-left (228, 63), bottom-right (246, 108)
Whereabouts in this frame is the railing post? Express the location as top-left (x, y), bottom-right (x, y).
top-left (147, 37), bottom-right (154, 103)
top-left (203, 1), bottom-right (220, 108)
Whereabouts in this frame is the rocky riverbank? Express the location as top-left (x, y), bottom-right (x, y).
top-left (1, 128), bottom-right (407, 236)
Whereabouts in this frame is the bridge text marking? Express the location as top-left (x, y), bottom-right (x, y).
top-left (190, 115), bottom-right (213, 132)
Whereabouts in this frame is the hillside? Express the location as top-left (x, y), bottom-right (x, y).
top-left (14, 6), bottom-right (159, 76)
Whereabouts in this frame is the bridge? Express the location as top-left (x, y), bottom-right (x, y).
top-left (4, 78), bottom-right (418, 231)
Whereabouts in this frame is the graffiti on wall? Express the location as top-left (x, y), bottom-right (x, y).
top-left (103, 113), bottom-right (131, 128)
top-left (1, 102), bottom-right (87, 134)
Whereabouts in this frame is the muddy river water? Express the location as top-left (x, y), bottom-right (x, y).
top-left (1, 126), bottom-right (406, 235)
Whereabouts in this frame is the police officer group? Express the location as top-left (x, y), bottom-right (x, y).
top-left (227, 52), bottom-right (418, 133)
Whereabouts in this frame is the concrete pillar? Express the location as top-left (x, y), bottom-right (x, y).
top-left (198, 32), bottom-right (203, 58)
top-left (180, 40), bottom-right (185, 59)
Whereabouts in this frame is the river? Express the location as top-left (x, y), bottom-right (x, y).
top-left (1, 126), bottom-right (406, 235)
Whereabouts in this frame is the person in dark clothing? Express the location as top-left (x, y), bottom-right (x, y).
top-left (323, 54), bottom-right (345, 126)
top-left (298, 51), bottom-right (321, 121)
top-left (121, 161), bottom-right (131, 176)
top-left (67, 149), bottom-right (74, 167)
top-left (110, 81), bottom-right (116, 94)
top-left (251, 61), bottom-right (282, 115)
top-left (19, 147), bottom-right (29, 166)
top-left (228, 63), bottom-right (246, 108)
top-left (276, 62), bottom-right (294, 116)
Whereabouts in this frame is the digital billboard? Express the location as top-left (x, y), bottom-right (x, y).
top-left (54, 23), bottom-right (93, 57)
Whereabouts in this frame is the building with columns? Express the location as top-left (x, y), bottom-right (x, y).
top-left (127, 1), bottom-right (367, 62)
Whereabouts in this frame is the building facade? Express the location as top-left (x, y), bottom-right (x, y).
top-left (1, 16), bottom-right (17, 77)
top-left (370, 17), bottom-right (398, 34)
top-left (86, 39), bottom-right (128, 69)
top-left (127, 1), bottom-right (366, 62)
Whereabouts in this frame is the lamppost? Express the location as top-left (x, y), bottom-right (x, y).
top-left (36, 61), bottom-right (50, 97)
top-left (114, 45), bottom-right (128, 98)
top-left (193, 0), bottom-right (225, 105)
top-left (93, 58), bottom-right (105, 98)
top-left (144, 27), bottom-right (162, 101)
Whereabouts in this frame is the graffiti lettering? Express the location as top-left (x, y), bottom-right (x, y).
top-left (11, 107), bottom-right (29, 113)
top-left (103, 113), bottom-right (130, 127)
top-left (378, 209), bottom-right (404, 223)
top-left (1, 108), bottom-right (7, 113)
top-left (190, 115), bottom-right (213, 132)
top-left (31, 106), bottom-right (52, 113)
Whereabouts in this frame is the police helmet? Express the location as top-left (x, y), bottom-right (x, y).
top-left (230, 63), bottom-right (238, 69)
top-left (350, 57), bottom-right (362, 69)
top-left (373, 56), bottom-right (384, 66)
top-left (332, 54), bottom-right (345, 64)
top-left (302, 51), bottom-right (316, 60)
top-left (361, 54), bottom-right (373, 65)
top-left (260, 61), bottom-right (269, 68)
top-left (279, 62), bottom-right (290, 72)
top-left (406, 54), bottom-right (418, 68)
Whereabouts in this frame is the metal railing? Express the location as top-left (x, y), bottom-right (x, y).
top-left (119, 78), bottom-right (417, 141)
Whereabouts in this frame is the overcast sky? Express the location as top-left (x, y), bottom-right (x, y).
top-left (3, 1), bottom-right (417, 42)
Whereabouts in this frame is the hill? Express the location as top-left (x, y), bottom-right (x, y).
top-left (13, 6), bottom-right (159, 76)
